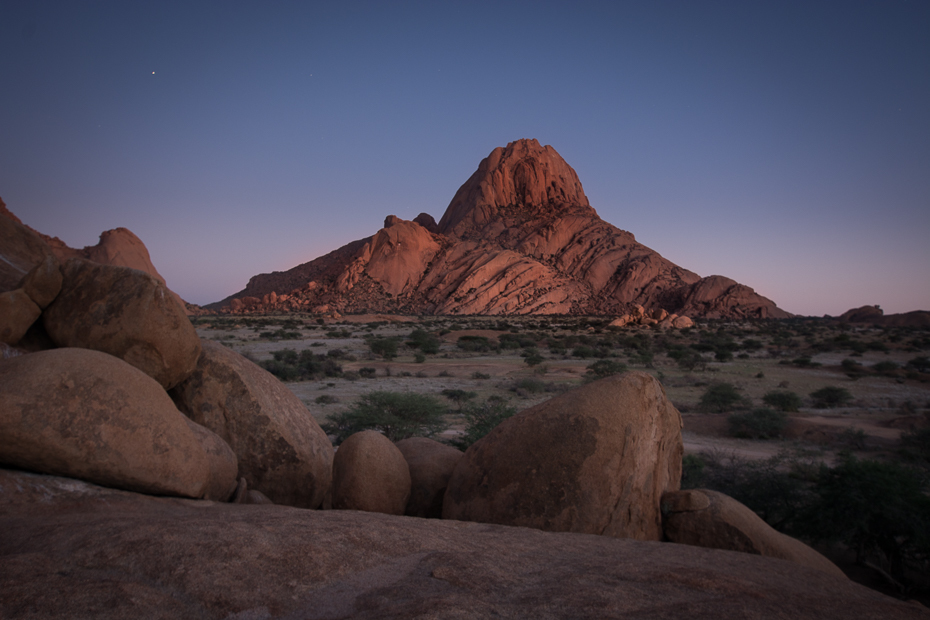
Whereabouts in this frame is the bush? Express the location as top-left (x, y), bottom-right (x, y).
top-left (368, 337), bottom-right (400, 360)
top-left (727, 408), bottom-right (788, 439)
top-left (585, 359), bottom-right (628, 378)
top-left (698, 382), bottom-right (749, 413)
top-left (522, 348), bottom-right (545, 367)
top-left (512, 378), bottom-right (547, 394)
top-left (314, 394), bottom-right (339, 405)
top-left (407, 329), bottom-right (441, 355)
top-left (906, 356), bottom-right (930, 373)
top-left (457, 336), bottom-right (491, 352)
top-left (762, 390), bottom-right (802, 412)
top-left (259, 349), bottom-right (343, 381)
top-left (441, 389), bottom-right (477, 410)
top-left (810, 386), bottom-right (853, 409)
top-left (452, 398), bottom-right (518, 449)
top-left (320, 391), bottom-right (448, 445)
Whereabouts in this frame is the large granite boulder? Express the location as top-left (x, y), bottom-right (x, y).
top-left (443, 371), bottom-right (683, 541)
top-left (332, 430), bottom-right (410, 515)
top-left (395, 437), bottom-right (463, 518)
top-left (0, 348), bottom-right (237, 500)
top-left (0, 468), bottom-right (919, 620)
top-left (0, 289), bottom-right (41, 345)
top-left (662, 488), bottom-right (846, 578)
top-left (0, 200), bottom-right (52, 293)
top-left (170, 340), bottom-right (333, 509)
top-left (43, 258), bottom-right (201, 389)
top-left (19, 253), bottom-right (62, 309)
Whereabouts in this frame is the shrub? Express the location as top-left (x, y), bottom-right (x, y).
top-left (522, 348), bottom-right (545, 367)
top-left (471, 372), bottom-right (490, 380)
top-left (727, 408), bottom-right (788, 439)
top-left (871, 361), bottom-right (899, 373)
top-left (320, 391), bottom-right (448, 445)
top-left (441, 389), bottom-right (477, 410)
top-left (585, 359), bottom-right (628, 378)
top-left (698, 382), bottom-right (749, 413)
top-left (512, 378), bottom-right (547, 394)
top-left (407, 329), bottom-right (441, 355)
top-left (457, 336), bottom-right (491, 352)
top-left (358, 367), bottom-right (377, 378)
top-left (906, 356), bottom-right (930, 373)
top-left (762, 390), bottom-right (801, 412)
top-left (810, 386), bottom-right (853, 409)
top-left (368, 337), bottom-right (400, 360)
top-left (314, 395), bottom-right (339, 405)
top-left (260, 349), bottom-right (343, 381)
top-left (452, 398), bottom-right (518, 449)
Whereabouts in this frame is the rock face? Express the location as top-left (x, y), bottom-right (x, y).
top-left (395, 437), bottom-right (464, 518)
top-left (839, 305), bottom-right (930, 328)
top-left (170, 340), bottom-right (334, 509)
top-left (443, 372), bottom-right (683, 540)
top-left (0, 289), bottom-right (41, 345)
top-left (0, 198), bottom-right (53, 293)
top-left (332, 430), bottom-right (411, 515)
top-left (2, 468), bottom-right (920, 620)
top-left (211, 139), bottom-right (789, 319)
top-left (0, 349), bottom-right (237, 500)
top-left (43, 258), bottom-right (201, 390)
top-left (661, 489), bottom-right (846, 579)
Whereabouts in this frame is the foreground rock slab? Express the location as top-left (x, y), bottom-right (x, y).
top-left (444, 371), bottom-right (683, 540)
top-left (1, 469), bottom-right (923, 620)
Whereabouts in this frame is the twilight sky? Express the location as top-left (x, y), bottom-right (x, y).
top-left (2, 1), bottom-right (928, 316)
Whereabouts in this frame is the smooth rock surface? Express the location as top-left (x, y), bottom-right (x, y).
top-left (171, 340), bottom-right (333, 509)
top-left (0, 348), bottom-right (237, 500)
top-left (332, 430), bottom-right (410, 515)
top-left (662, 488), bottom-right (846, 578)
top-left (443, 372), bottom-right (683, 540)
top-left (0, 468), bottom-right (922, 620)
top-left (43, 258), bottom-right (201, 389)
top-left (0, 199), bottom-right (52, 292)
top-left (395, 437), bottom-right (463, 518)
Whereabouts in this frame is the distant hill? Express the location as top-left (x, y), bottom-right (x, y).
top-left (210, 139), bottom-right (790, 319)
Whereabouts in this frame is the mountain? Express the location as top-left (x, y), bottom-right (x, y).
top-left (211, 139), bottom-right (789, 319)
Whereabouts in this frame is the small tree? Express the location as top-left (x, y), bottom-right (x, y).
top-left (368, 337), bottom-right (399, 360)
top-left (762, 390), bottom-right (802, 412)
top-left (585, 359), bottom-right (627, 378)
top-left (453, 398), bottom-right (518, 449)
top-left (441, 388), bottom-right (477, 411)
top-left (321, 391), bottom-right (448, 444)
top-left (728, 408), bottom-right (788, 439)
top-left (810, 386), bottom-right (853, 409)
top-left (698, 382), bottom-right (749, 413)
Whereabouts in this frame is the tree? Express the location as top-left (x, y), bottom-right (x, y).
top-left (810, 386), bottom-right (853, 409)
top-left (762, 390), bottom-right (802, 412)
top-left (585, 359), bottom-right (627, 378)
top-left (321, 391), bottom-right (448, 444)
top-left (727, 408), bottom-right (788, 439)
top-left (368, 337), bottom-right (399, 360)
top-left (698, 382), bottom-right (749, 413)
top-left (452, 398), bottom-right (518, 449)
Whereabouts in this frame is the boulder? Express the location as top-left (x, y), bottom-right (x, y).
top-left (19, 253), bottom-right (62, 308)
top-left (43, 258), bottom-right (201, 389)
top-left (443, 372), bottom-right (683, 540)
top-left (0, 289), bottom-right (41, 345)
top-left (0, 200), bottom-right (53, 292)
top-left (395, 437), bottom-right (464, 518)
top-left (0, 348), bottom-right (237, 500)
top-left (332, 430), bottom-right (410, 515)
top-left (661, 489), bottom-right (846, 579)
top-left (170, 340), bottom-right (333, 509)
top-left (1, 468), bottom-right (917, 620)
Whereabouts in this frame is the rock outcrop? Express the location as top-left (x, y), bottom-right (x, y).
top-left (443, 372), bottom-right (683, 540)
top-left (662, 489), bottom-right (845, 579)
top-left (332, 430), bottom-right (411, 515)
top-left (170, 340), bottom-right (334, 509)
top-left (839, 305), bottom-right (930, 328)
top-left (211, 139), bottom-right (789, 319)
top-left (2, 468), bottom-right (920, 620)
top-left (0, 348), bottom-right (237, 500)
top-left (43, 258), bottom-right (201, 390)
top-left (395, 437), bottom-right (464, 518)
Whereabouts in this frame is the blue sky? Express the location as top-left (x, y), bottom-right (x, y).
top-left (2, 1), bottom-right (928, 315)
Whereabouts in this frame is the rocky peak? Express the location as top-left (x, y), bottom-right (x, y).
top-left (437, 139), bottom-right (593, 238)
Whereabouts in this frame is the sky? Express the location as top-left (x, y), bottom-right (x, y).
top-left (1, 1), bottom-right (928, 316)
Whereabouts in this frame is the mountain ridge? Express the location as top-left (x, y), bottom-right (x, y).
top-left (210, 139), bottom-right (790, 319)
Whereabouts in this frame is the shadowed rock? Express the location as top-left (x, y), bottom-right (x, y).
top-left (662, 489), bottom-right (846, 579)
top-left (395, 437), bottom-right (463, 518)
top-left (170, 340), bottom-right (333, 509)
top-left (332, 430), bottom-right (411, 515)
top-left (0, 349), bottom-right (237, 500)
top-left (0, 468), bottom-right (920, 620)
top-left (443, 372), bottom-right (683, 540)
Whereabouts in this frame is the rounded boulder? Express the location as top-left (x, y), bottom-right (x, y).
top-left (443, 371), bottom-right (683, 541)
top-left (332, 430), bottom-right (410, 515)
top-left (395, 437), bottom-right (463, 518)
top-left (43, 258), bottom-right (201, 390)
top-left (0, 348), bottom-right (237, 500)
top-left (170, 340), bottom-right (334, 509)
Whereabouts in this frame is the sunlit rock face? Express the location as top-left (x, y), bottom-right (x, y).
top-left (213, 139), bottom-right (789, 318)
